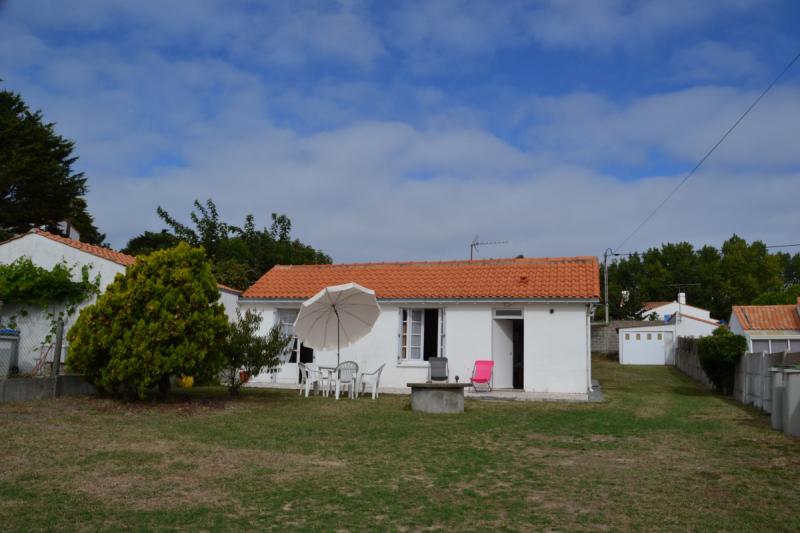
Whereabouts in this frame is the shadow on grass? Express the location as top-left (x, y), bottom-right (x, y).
top-left (671, 386), bottom-right (711, 396)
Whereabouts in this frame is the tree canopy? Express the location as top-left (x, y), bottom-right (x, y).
top-left (0, 85), bottom-right (104, 244)
top-left (123, 199), bottom-right (331, 290)
top-left (602, 235), bottom-right (794, 321)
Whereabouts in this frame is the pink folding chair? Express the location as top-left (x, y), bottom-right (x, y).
top-left (470, 360), bottom-right (494, 392)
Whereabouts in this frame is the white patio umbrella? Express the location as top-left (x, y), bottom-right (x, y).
top-left (293, 282), bottom-right (381, 364)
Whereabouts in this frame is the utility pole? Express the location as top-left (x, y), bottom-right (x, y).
top-left (603, 248), bottom-right (615, 326)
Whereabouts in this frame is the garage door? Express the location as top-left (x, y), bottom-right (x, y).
top-left (621, 330), bottom-right (667, 365)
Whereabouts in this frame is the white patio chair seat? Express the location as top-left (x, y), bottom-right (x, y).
top-left (331, 361), bottom-right (359, 400)
top-left (358, 363), bottom-right (385, 400)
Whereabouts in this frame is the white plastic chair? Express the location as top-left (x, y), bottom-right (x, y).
top-left (331, 361), bottom-right (359, 400)
top-left (358, 363), bottom-right (385, 400)
top-left (300, 363), bottom-right (324, 397)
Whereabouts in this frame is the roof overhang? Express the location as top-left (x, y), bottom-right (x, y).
top-left (239, 297), bottom-right (600, 305)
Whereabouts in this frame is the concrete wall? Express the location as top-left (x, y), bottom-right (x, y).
top-left (241, 300), bottom-right (592, 395)
top-left (0, 375), bottom-right (96, 403)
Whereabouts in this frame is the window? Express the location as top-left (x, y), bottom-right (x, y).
top-left (771, 339), bottom-right (790, 353)
top-left (494, 309), bottom-right (522, 319)
top-left (647, 333), bottom-right (652, 340)
top-left (657, 333), bottom-right (663, 340)
top-left (625, 333), bottom-right (630, 340)
top-left (399, 308), bottom-right (445, 361)
top-left (276, 309), bottom-right (299, 362)
top-left (751, 339), bottom-right (770, 353)
top-left (636, 333), bottom-right (641, 340)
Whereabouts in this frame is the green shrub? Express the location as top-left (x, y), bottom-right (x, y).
top-left (698, 327), bottom-right (747, 395)
top-left (67, 243), bottom-right (229, 399)
top-left (221, 309), bottom-right (291, 395)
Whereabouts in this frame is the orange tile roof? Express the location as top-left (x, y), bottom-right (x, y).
top-left (642, 301), bottom-right (672, 311)
top-left (33, 229), bottom-right (136, 266)
top-left (732, 305), bottom-right (800, 331)
top-left (242, 256), bottom-right (600, 300)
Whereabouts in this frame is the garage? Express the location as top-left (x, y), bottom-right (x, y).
top-left (619, 325), bottom-right (674, 365)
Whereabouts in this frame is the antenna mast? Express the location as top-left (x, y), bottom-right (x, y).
top-left (469, 236), bottom-right (509, 260)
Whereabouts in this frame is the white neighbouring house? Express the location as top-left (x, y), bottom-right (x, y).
top-left (729, 299), bottom-right (800, 353)
top-left (619, 294), bottom-right (720, 365)
top-left (240, 256), bottom-right (600, 400)
top-left (0, 229), bottom-right (241, 372)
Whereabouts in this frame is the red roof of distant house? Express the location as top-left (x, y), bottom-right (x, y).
top-left (642, 301), bottom-right (672, 311)
top-left (732, 304), bottom-right (800, 331)
top-left (33, 229), bottom-right (136, 266)
top-left (2, 230), bottom-right (241, 294)
top-left (242, 256), bottom-right (600, 300)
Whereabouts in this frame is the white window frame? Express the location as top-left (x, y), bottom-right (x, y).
top-left (276, 309), bottom-right (300, 362)
top-left (397, 307), bottom-right (445, 362)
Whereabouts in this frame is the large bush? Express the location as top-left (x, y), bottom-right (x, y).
top-left (698, 327), bottom-right (747, 395)
top-left (221, 309), bottom-right (291, 395)
top-left (67, 243), bottom-right (229, 399)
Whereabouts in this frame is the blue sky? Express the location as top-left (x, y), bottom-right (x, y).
top-left (1, 0), bottom-right (799, 262)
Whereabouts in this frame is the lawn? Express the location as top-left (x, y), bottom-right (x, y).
top-left (2, 357), bottom-right (800, 532)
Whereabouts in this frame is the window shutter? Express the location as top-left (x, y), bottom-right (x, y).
top-left (397, 308), bottom-right (403, 361)
top-left (440, 308), bottom-right (446, 358)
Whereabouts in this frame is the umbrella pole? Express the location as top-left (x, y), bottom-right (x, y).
top-left (334, 305), bottom-right (340, 365)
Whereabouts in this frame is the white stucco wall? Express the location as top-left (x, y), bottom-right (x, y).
top-left (524, 303), bottom-right (590, 394)
top-left (0, 233), bottom-right (239, 372)
top-left (0, 233), bottom-right (126, 291)
top-left (674, 315), bottom-right (718, 338)
top-left (0, 234), bottom-right (127, 372)
top-left (646, 302), bottom-right (711, 320)
top-left (240, 299), bottom-right (592, 395)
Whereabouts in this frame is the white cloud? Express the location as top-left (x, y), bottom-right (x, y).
top-left (1, 0), bottom-right (797, 266)
top-left (524, 85), bottom-right (800, 170)
top-left (669, 41), bottom-right (767, 83)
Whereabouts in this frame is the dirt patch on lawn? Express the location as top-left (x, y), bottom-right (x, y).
top-left (53, 439), bottom-right (346, 511)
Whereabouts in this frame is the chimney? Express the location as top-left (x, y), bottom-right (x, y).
top-left (677, 292), bottom-right (686, 305)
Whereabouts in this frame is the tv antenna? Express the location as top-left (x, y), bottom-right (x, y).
top-left (469, 236), bottom-right (508, 260)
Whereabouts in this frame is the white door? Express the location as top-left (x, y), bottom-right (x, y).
top-left (620, 330), bottom-right (667, 365)
top-left (663, 332), bottom-right (675, 365)
top-left (492, 319), bottom-right (514, 388)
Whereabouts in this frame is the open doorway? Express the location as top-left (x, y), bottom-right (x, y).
top-left (512, 320), bottom-right (524, 389)
top-left (492, 311), bottom-right (524, 389)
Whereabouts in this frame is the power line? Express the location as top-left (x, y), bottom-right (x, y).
top-left (615, 48), bottom-right (800, 251)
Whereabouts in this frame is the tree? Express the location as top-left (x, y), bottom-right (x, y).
top-left (602, 235), bottom-right (788, 321)
top-left (221, 309), bottom-right (291, 395)
top-left (753, 284), bottom-right (800, 305)
top-left (121, 230), bottom-right (181, 256)
top-left (0, 86), bottom-right (104, 244)
top-left (66, 243), bottom-right (229, 399)
top-left (124, 199), bottom-right (331, 289)
top-left (698, 327), bottom-right (747, 395)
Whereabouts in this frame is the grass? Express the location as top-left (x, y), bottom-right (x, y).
top-left (2, 356), bottom-right (800, 532)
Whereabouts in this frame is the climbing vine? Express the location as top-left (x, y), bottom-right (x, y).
top-left (0, 258), bottom-right (101, 341)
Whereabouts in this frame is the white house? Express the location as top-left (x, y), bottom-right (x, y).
top-left (619, 295), bottom-right (719, 365)
top-left (640, 294), bottom-right (712, 321)
top-left (240, 256), bottom-right (600, 399)
top-left (0, 229), bottom-right (240, 372)
top-left (729, 300), bottom-right (800, 353)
